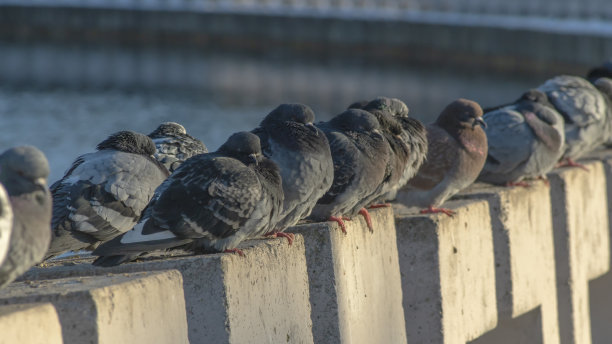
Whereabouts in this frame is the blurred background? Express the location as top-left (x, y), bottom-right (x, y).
top-left (1, 0), bottom-right (611, 181)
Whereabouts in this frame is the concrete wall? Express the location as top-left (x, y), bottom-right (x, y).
top-left (4, 152), bottom-right (612, 343)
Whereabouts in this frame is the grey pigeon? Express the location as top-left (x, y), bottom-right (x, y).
top-left (46, 131), bottom-right (170, 259)
top-left (478, 90), bottom-right (565, 186)
top-left (0, 146), bottom-right (52, 288)
top-left (359, 97), bottom-right (428, 201)
top-left (148, 122), bottom-right (208, 173)
top-left (92, 132), bottom-right (284, 266)
top-left (310, 109), bottom-right (391, 233)
top-left (252, 103), bottom-right (334, 236)
top-left (0, 185), bottom-right (12, 269)
top-left (593, 77), bottom-right (612, 146)
top-left (537, 75), bottom-right (608, 169)
top-left (397, 99), bottom-right (487, 216)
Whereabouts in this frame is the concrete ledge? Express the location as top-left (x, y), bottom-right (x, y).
top-left (459, 182), bottom-right (560, 344)
top-left (288, 207), bottom-right (407, 344)
top-left (549, 161), bottom-right (611, 344)
top-left (0, 271), bottom-right (188, 344)
top-left (0, 303), bottom-right (63, 344)
top-left (394, 199), bottom-right (498, 344)
top-left (23, 237), bottom-right (313, 344)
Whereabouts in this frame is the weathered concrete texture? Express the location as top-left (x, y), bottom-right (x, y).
top-left (288, 207), bottom-right (408, 344)
top-left (22, 238), bottom-right (313, 344)
top-left (458, 182), bottom-right (560, 344)
top-left (0, 303), bottom-right (63, 344)
top-left (0, 271), bottom-right (188, 344)
top-left (394, 199), bottom-right (498, 344)
top-left (549, 161), bottom-right (611, 344)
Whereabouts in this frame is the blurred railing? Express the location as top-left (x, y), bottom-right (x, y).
top-left (1, 0), bottom-right (612, 20)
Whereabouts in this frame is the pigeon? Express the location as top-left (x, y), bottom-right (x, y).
top-left (45, 131), bottom-right (170, 259)
top-left (359, 97), bottom-right (428, 201)
top-left (397, 99), bottom-right (487, 216)
top-left (0, 185), bottom-right (12, 270)
top-left (252, 103), bottom-right (334, 237)
top-left (537, 75), bottom-right (608, 169)
top-left (310, 109), bottom-right (391, 233)
top-left (586, 59), bottom-right (612, 82)
top-left (0, 146), bottom-right (52, 288)
top-left (148, 122), bottom-right (208, 173)
top-left (352, 98), bottom-right (416, 208)
top-left (593, 77), bottom-right (612, 145)
top-left (92, 131), bottom-right (284, 266)
top-left (478, 90), bottom-right (565, 186)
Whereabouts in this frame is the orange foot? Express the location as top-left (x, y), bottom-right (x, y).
top-left (420, 206), bottom-right (455, 217)
top-left (505, 181), bottom-right (530, 188)
top-left (368, 203), bottom-right (391, 209)
top-left (329, 216), bottom-right (348, 234)
top-left (224, 248), bottom-right (245, 257)
top-left (557, 158), bottom-right (589, 171)
top-left (358, 208), bottom-right (374, 233)
top-left (265, 232), bottom-right (295, 246)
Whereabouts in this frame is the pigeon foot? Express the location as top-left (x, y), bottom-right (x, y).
top-left (557, 158), bottom-right (589, 171)
top-left (329, 216), bottom-right (348, 234)
top-left (358, 208), bottom-right (374, 233)
top-left (368, 203), bottom-right (391, 209)
top-left (224, 248), bottom-right (245, 257)
top-left (420, 206), bottom-right (455, 217)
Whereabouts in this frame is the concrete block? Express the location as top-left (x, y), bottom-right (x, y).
top-left (22, 237), bottom-right (314, 344)
top-left (0, 271), bottom-right (188, 344)
top-left (394, 199), bottom-right (498, 344)
top-left (549, 161), bottom-right (611, 344)
top-left (288, 207), bottom-right (408, 344)
top-left (459, 182), bottom-right (560, 344)
top-left (0, 303), bottom-right (63, 344)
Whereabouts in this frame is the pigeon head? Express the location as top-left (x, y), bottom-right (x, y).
top-left (329, 109), bottom-right (381, 133)
top-left (97, 131), bottom-right (156, 156)
top-left (218, 132), bottom-right (263, 165)
top-left (436, 98), bottom-right (485, 132)
top-left (594, 78), bottom-right (612, 100)
top-left (586, 60), bottom-right (612, 82)
top-left (518, 89), bottom-right (554, 108)
top-left (363, 97), bottom-right (410, 118)
top-left (260, 103), bottom-right (316, 126)
top-left (0, 146), bottom-right (49, 196)
top-left (148, 122), bottom-right (187, 138)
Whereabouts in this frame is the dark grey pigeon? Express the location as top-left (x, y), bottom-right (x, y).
top-left (0, 184), bottom-right (12, 270)
top-left (478, 90), bottom-right (565, 186)
top-left (360, 97), bottom-right (428, 201)
top-left (310, 109), bottom-right (391, 233)
top-left (148, 122), bottom-right (208, 173)
top-left (0, 146), bottom-right (52, 288)
top-left (46, 131), bottom-right (170, 259)
top-left (398, 99), bottom-right (487, 216)
top-left (537, 75), bottom-right (608, 169)
top-left (252, 104), bottom-right (334, 234)
top-left (92, 132), bottom-right (284, 266)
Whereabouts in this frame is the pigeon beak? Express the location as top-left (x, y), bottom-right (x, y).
top-left (249, 153), bottom-right (259, 166)
top-left (473, 117), bottom-right (487, 129)
top-left (305, 122), bottom-right (319, 134)
top-left (33, 177), bottom-right (48, 192)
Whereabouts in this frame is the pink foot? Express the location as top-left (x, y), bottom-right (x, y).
top-left (505, 181), bottom-right (531, 188)
top-left (557, 158), bottom-right (589, 171)
top-left (265, 231), bottom-right (295, 246)
top-left (358, 208), bottom-right (374, 233)
top-left (329, 216), bottom-right (348, 234)
top-left (224, 248), bottom-right (245, 257)
top-left (420, 206), bottom-right (455, 217)
top-left (368, 203), bottom-right (391, 209)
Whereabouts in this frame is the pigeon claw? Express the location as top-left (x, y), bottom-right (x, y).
top-left (505, 181), bottom-right (531, 188)
top-left (368, 203), bottom-right (391, 209)
top-left (358, 208), bottom-right (374, 233)
top-left (329, 216), bottom-right (348, 234)
top-left (264, 231), bottom-right (294, 245)
top-left (224, 248), bottom-right (245, 257)
top-left (420, 206), bottom-right (455, 217)
top-left (537, 175), bottom-right (550, 187)
top-left (557, 158), bottom-right (589, 172)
